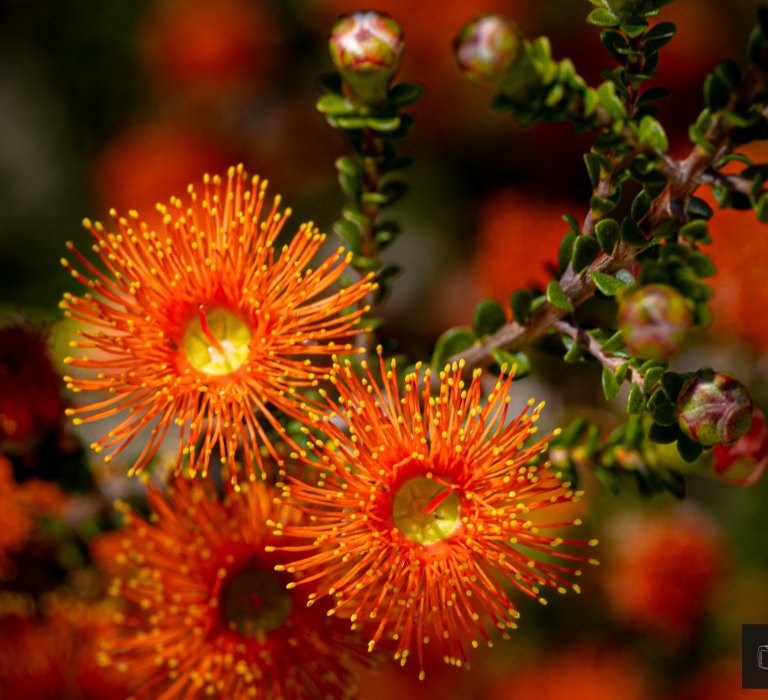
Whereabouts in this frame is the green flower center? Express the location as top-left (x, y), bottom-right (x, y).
top-left (183, 307), bottom-right (251, 376)
top-left (392, 476), bottom-right (462, 545)
top-left (222, 569), bottom-right (292, 637)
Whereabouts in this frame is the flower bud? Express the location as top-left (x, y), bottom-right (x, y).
top-left (676, 370), bottom-right (753, 447)
top-left (329, 11), bottom-right (403, 105)
top-left (712, 408), bottom-right (768, 486)
top-left (454, 15), bottom-right (524, 88)
top-left (618, 284), bottom-right (693, 360)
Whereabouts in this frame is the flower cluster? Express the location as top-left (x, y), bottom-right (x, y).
top-left (61, 165), bottom-right (374, 486)
top-left (102, 476), bottom-right (370, 699)
top-left (276, 351), bottom-right (595, 676)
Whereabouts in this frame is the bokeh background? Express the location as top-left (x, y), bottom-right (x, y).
top-left (2, 0), bottom-right (768, 698)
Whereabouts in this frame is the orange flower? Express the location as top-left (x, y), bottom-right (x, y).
top-left (92, 123), bottom-right (232, 233)
top-left (277, 351), bottom-right (595, 676)
top-left (602, 506), bottom-right (726, 638)
top-left (486, 645), bottom-right (653, 700)
top-left (139, 0), bottom-right (281, 96)
top-left (61, 165), bottom-right (375, 485)
top-left (0, 593), bottom-right (126, 700)
top-left (0, 455), bottom-right (68, 579)
top-left (102, 477), bottom-right (370, 699)
top-left (471, 190), bottom-right (576, 299)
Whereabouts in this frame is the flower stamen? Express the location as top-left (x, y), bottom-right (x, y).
top-left (393, 476), bottom-right (462, 545)
top-left (182, 306), bottom-right (251, 376)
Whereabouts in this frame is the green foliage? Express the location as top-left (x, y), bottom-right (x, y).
top-left (431, 328), bottom-right (475, 370)
top-left (472, 299), bottom-right (507, 338)
top-left (323, 3), bottom-right (768, 499)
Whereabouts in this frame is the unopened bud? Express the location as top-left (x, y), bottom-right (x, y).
top-left (712, 408), bottom-right (768, 486)
top-left (454, 15), bottom-right (523, 87)
top-left (676, 369), bottom-right (753, 447)
top-left (329, 11), bottom-right (403, 105)
top-left (618, 284), bottom-right (692, 360)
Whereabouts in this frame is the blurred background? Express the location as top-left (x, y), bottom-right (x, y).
top-left (1, 0), bottom-right (768, 697)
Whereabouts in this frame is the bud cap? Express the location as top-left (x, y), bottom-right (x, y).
top-left (454, 14), bottom-right (523, 87)
top-left (676, 369), bottom-right (753, 447)
top-left (329, 11), bottom-right (404, 104)
top-left (618, 284), bottom-right (693, 361)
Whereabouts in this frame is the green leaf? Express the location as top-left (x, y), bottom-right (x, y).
top-left (631, 191), bottom-right (652, 220)
top-left (661, 372), bottom-right (686, 401)
top-left (562, 335), bottom-right (584, 362)
top-left (510, 289), bottom-right (533, 325)
top-left (676, 433), bottom-right (704, 462)
top-left (491, 348), bottom-right (531, 378)
top-left (594, 218), bottom-right (619, 253)
top-left (627, 383), bottom-right (644, 413)
top-left (317, 93), bottom-right (354, 115)
top-left (365, 115), bottom-right (403, 132)
top-left (687, 196), bottom-right (714, 220)
top-left (687, 251), bottom-right (717, 278)
top-left (388, 82), bottom-right (425, 107)
top-left (591, 195), bottom-right (618, 216)
top-left (601, 330), bottom-right (625, 353)
top-left (591, 270), bottom-right (627, 296)
top-left (558, 230), bottom-right (578, 274)
top-left (558, 417), bottom-right (588, 447)
top-left (679, 219), bottom-right (709, 242)
top-left (594, 466), bottom-right (621, 495)
top-left (638, 115), bottom-right (669, 152)
top-left (547, 280), bottom-right (574, 312)
top-left (602, 366), bottom-right (622, 401)
top-left (703, 73), bottom-right (730, 112)
top-left (562, 212), bottom-right (582, 233)
top-left (431, 328), bottom-right (475, 370)
top-left (645, 21), bottom-right (676, 49)
top-left (360, 191), bottom-right (389, 205)
top-left (587, 8), bottom-right (620, 27)
top-left (643, 366), bottom-right (665, 393)
top-left (472, 299), bottom-right (507, 338)
top-left (584, 153), bottom-right (602, 188)
top-left (374, 264), bottom-right (402, 303)
top-left (638, 86), bottom-right (671, 105)
top-left (648, 422), bottom-right (679, 444)
top-left (652, 400), bottom-right (677, 426)
top-left (597, 81), bottom-right (627, 119)
top-left (714, 59), bottom-right (742, 93)
top-left (333, 219), bottom-right (361, 252)
top-left (620, 217), bottom-right (647, 246)
top-left (572, 236), bottom-right (602, 273)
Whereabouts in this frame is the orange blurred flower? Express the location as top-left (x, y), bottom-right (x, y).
top-left (139, 0), bottom-right (281, 96)
top-left (603, 506), bottom-right (726, 639)
top-left (0, 593), bottom-right (126, 700)
top-left (703, 179), bottom-right (768, 353)
top-left (102, 477), bottom-right (370, 700)
top-left (486, 645), bottom-right (654, 700)
top-left (62, 165), bottom-right (374, 485)
top-left (0, 324), bottom-right (65, 446)
top-left (471, 190), bottom-right (575, 299)
top-left (278, 351), bottom-right (595, 677)
top-left (92, 123), bottom-right (232, 233)
top-left (0, 455), bottom-right (68, 579)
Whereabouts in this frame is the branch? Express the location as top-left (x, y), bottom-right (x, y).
top-left (446, 106), bottom-right (737, 373)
